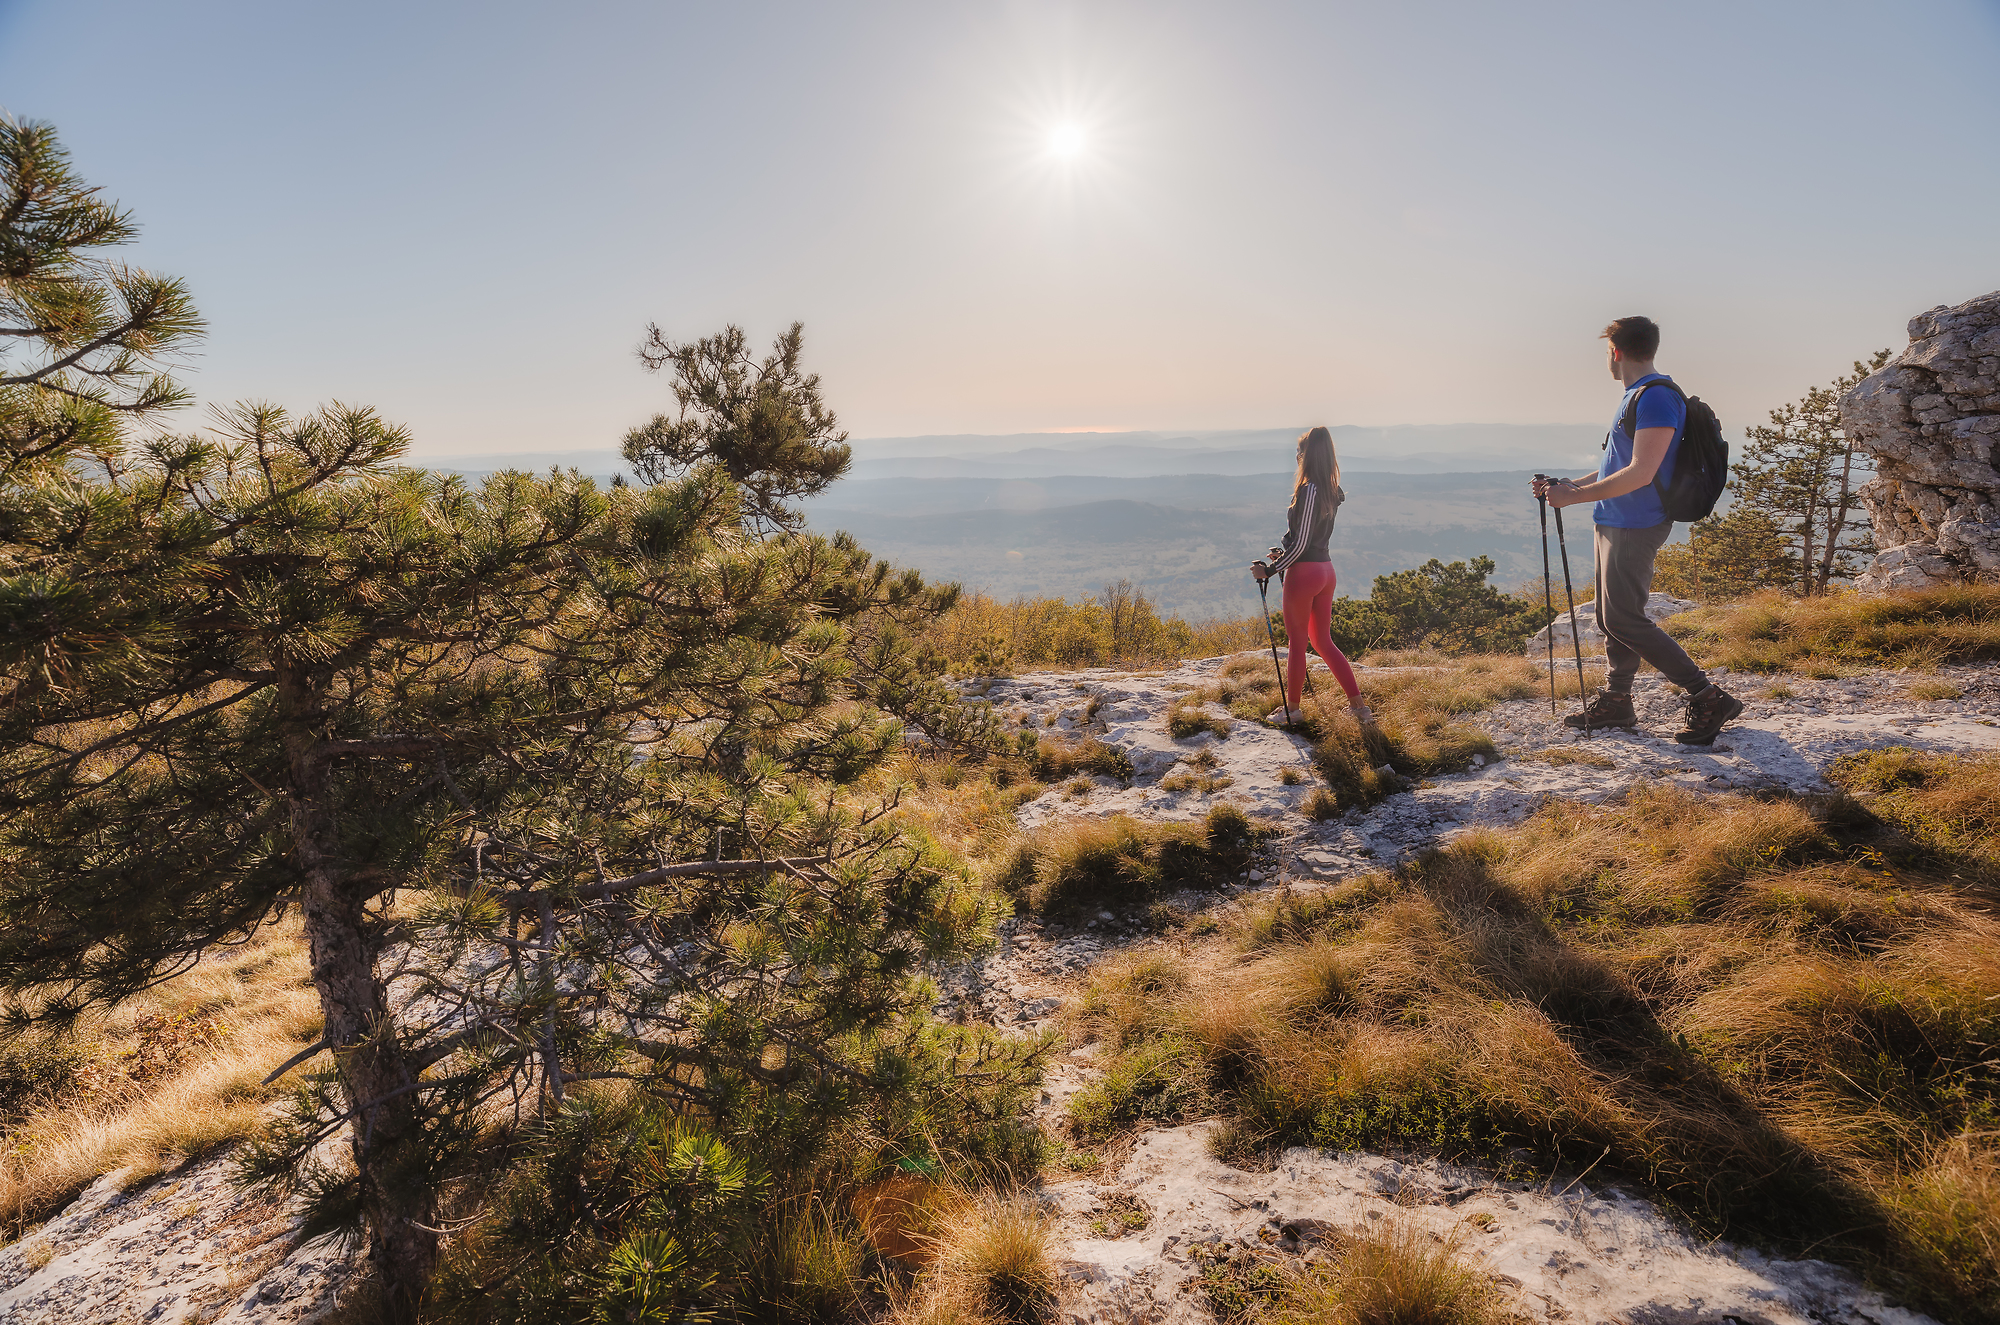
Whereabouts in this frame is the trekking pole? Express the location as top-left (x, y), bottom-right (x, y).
top-left (1535, 477), bottom-right (1557, 717)
top-left (1550, 498), bottom-right (1593, 729)
top-left (1255, 570), bottom-right (1291, 726)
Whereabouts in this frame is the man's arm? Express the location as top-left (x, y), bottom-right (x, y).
top-left (1546, 428), bottom-right (1672, 507)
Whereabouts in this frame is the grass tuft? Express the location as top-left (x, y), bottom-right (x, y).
top-left (989, 804), bottom-right (1269, 919)
top-left (1167, 696), bottom-right (1232, 741)
top-left (1520, 747), bottom-right (1614, 769)
top-left (1665, 585), bottom-right (2000, 674)
top-left (1289, 656), bottom-right (1539, 814)
top-left (1260, 1221), bottom-right (1500, 1325)
top-left (1032, 737), bottom-right (1133, 783)
top-left (933, 1191), bottom-right (1059, 1323)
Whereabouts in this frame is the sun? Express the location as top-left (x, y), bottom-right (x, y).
top-left (1048, 124), bottom-right (1085, 158)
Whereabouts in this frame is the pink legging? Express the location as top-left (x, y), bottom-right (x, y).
top-left (1280, 561), bottom-right (1361, 709)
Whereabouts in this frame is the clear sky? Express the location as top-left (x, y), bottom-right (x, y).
top-left (4, 0), bottom-right (1997, 459)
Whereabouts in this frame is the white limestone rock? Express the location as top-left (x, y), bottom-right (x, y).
top-left (1523, 592), bottom-right (1697, 656)
top-left (1856, 540), bottom-right (1960, 593)
top-left (1844, 289), bottom-right (2000, 585)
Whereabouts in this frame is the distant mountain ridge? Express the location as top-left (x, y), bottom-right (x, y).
top-left (801, 470), bottom-right (1587, 620)
top-left (410, 422), bottom-right (1605, 484)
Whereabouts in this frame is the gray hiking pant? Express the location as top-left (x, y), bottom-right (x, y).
top-left (1593, 520), bottom-right (1709, 694)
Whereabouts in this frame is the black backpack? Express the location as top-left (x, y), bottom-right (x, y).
top-left (1613, 379), bottom-right (1728, 523)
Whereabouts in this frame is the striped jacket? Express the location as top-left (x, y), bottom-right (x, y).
top-left (1268, 481), bottom-right (1345, 574)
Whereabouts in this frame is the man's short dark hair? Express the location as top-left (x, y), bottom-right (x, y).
top-left (1601, 316), bottom-right (1660, 359)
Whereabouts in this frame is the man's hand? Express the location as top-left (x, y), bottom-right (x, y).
top-left (1534, 475), bottom-right (1588, 507)
top-left (1546, 478), bottom-right (1588, 509)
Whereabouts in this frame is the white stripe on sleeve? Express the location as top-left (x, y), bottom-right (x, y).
top-left (1270, 483), bottom-right (1315, 573)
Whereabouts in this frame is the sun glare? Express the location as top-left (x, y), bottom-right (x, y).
top-left (1049, 124), bottom-right (1085, 158)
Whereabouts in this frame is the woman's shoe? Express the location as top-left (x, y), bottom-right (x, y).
top-left (1348, 701), bottom-right (1376, 726)
top-left (1264, 706), bottom-right (1297, 726)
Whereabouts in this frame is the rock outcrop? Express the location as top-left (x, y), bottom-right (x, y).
top-left (1522, 592), bottom-right (1696, 656)
top-left (1842, 289), bottom-right (2000, 591)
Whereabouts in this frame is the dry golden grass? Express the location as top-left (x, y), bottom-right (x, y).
top-left (988, 804), bottom-right (1263, 920)
top-left (1066, 772), bottom-right (2000, 1318)
top-left (1829, 745), bottom-right (2000, 881)
top-left (875, 749), bottom-right (1047, 875)
top-left (918, 589), bottom-right (1267, 673)
top-left (1260, 1220), bottom-right (1500, 1325)
top-left (0, 918), bottom-right (322, 1234)
top-left (885, 1186), bottom-right (1058, 1325)
top-left (1665, 584), bottom-right (2000, 674)
top-left (936, 1191), bottom-right (1058, 1322)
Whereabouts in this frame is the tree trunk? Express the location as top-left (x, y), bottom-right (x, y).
top-left (277, 668), bottom-right (437, 1318)
top-left (1817, 445), bottom-right (1858, 596)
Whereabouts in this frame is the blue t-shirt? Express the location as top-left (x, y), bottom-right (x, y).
top-left (1594, 372), bottom-right (1686, 528)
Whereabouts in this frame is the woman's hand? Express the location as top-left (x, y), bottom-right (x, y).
top-left (1251, 561), bottom-right (1270, 582)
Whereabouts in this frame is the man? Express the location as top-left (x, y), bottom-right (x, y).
top-left (1532, 316), bottom-right (1742, 745)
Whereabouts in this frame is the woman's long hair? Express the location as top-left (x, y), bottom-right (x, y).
top-left (1294, 426), bottom-right (1338, 498)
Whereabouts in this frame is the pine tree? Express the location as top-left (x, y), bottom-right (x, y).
top-left (1652, 507), bottom-right (1800, 603)
top-left (1, 123), bottom-right (1006, 1315)
top-left (0, 114), bottom-right (203, 466)
top-left (1731, 351), bottom-right (1891, 596)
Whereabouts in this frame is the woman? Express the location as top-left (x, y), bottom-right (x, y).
top-left (1252, 427), bottom-right (1373, 726)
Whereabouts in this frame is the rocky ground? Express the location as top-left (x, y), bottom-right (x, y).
top-left (0, 1153), bottom-right (346, 1324)
top-left (946, 651), bottom-right (2000, 1324)
top-left (6, 650), bottom-right (1994, 1323)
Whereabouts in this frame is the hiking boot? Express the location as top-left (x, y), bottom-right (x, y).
top-left (1562, 690), bottom-right (1635, 731)
top-left (1675, 685), bottom-right (1744, 745)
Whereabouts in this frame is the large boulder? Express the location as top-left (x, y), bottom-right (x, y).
top-left (1854, 541), bottom-right (1959, 594)
top-left (1842, 289), bottom-right (2000, 589)
top-left (1525, 592), bottom-right (1698, 656)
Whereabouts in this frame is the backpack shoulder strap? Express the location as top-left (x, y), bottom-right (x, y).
top-left (1621, 377), bottom-right (1685, 438)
